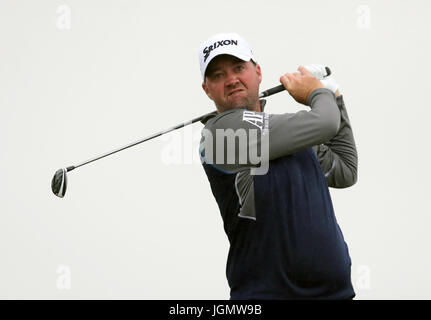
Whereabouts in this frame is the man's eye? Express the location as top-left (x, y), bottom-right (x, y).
top-left (212, 73), bottom-right (223, 79)
top-left (235, 65), bottom-right (245, 72)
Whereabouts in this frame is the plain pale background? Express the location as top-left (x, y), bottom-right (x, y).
top-left (1, 0), bottom-right (430, 299)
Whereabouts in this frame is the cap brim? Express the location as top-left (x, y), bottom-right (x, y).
top-left (203, 52), bottom-right (254, 79)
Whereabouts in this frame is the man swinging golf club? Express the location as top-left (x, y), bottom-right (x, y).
top-left (199, 33), bottom-right (358, 299)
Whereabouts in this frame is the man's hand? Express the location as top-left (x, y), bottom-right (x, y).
top-left (302, 64), bottom-right (341, 97)
top-left (280, 66), bottom-right (324, 105)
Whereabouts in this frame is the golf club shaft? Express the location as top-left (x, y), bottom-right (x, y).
top-left (68, 70), bottom-right (330, 172)
top-left (69, 110), bottom-right (218, 172)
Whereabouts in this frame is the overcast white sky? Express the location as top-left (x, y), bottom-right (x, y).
top-left (1, 0), bottom-right (430, 299)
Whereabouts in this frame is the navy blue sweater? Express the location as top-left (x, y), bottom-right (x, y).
top-left (202, 147), bottom-right (354, 299)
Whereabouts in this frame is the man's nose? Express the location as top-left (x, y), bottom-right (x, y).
top-left (225, 72), bottom-right (240, 87)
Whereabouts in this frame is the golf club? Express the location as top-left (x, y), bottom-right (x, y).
top-left (51, 67), bottom-right (331, 198)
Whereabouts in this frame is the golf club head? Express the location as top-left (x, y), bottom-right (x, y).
top-left (51, 168), bottom-right (67, 198)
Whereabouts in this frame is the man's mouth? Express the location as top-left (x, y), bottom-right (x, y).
top-left (228, 89), bottom-right (245, 97)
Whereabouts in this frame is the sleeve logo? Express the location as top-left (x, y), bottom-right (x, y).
top-left (242, 111), bottom-right (264, 130)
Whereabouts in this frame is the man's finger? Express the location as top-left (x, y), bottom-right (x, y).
top-left (280, 74), bottom-right (289, 88)
top-left (280, 73), bottom-right (293, 90)
top-left (292, 71), bottom-right (301, 79)
top-left (298, 66), bottom-right (312, 77)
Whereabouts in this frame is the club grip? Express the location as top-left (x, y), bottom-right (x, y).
top-left (259, 66), bottom-right (332, 98)
top-left (259, 84), bottom-right (285, 98)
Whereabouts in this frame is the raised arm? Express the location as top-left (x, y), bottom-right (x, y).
top-left (312, 95), bottom-right (358, 188)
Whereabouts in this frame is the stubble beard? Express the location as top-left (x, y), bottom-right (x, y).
top-left (225, 90), bottom-right (259, 112)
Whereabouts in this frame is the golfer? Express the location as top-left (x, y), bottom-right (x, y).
top-left (198, 33), bottom-right (358, 299)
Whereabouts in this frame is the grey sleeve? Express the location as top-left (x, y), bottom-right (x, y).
top-left (200, 88), bottom-right (341, 174)
top-left (265, 88), bottom-right (341, 159)
top-left (311, 95), bottom-right (358, 188)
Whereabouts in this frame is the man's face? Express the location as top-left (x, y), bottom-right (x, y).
top-left (202, 55), bottom-right (262, 113)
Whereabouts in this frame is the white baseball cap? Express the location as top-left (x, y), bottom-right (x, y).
top-left (198, 33), bottom-right (256, 80)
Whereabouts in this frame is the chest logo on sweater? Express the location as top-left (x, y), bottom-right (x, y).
top-left (243, 111), bottom-right (265, 130)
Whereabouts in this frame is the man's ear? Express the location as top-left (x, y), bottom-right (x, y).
top-left (256, 64), bottom-right (262, 84)
top-left (202, 82), bottom-right (213, 100)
